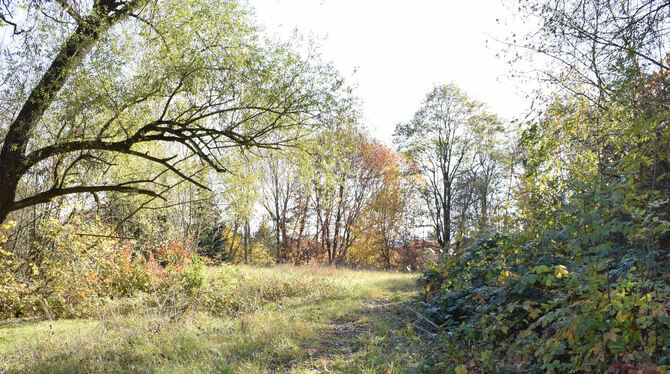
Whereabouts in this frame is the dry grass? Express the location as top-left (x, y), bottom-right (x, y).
top-left (0, 265), bottom-right (438, 373)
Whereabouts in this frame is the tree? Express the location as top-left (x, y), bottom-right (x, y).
top-left (451, 111), bottom-right (509, 243)
top-left (309, 127), bottom-right (385, 265)
top-left (394, 83), bottom-right (499, 248)
top-left (513, 0), bottom-right (668, 105)
top-left (515, 0), bottom-right (670, 251)
top-left (350, 145), bottom-right (415, 270)
top-left (259, 147), bottom-right (302, 264)
top-left (0, 0), bottom-right (341, 224)
top-left (217, 150), bottom-right (259, 264)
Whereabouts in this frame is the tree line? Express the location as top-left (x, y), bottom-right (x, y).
top-left (1, 0), bottom-right (523, 271)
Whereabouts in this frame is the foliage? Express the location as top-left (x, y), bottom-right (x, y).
top-left (349, 143), bottom-right (419, 269)
top-left (420, 227), bottom-right (669, 372)
top-left (254, 124), bottom-right (427, 269)
top-left (180, 255), bottom-right (206, 296)
top-left (197, 223), bottom-right (229, 262)
top-left (419, 83), bottom-right (670, 373)
top-left (0, 0), bottom-right (346, 224)
top-left (0, 218), bottom-right (197, 319)
top-left (394, 83), bottom-right (510, 248)
top-left (417, 2), bottom-right (670, 372)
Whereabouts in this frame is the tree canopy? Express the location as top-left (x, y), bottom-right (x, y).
top-left (0, 0), bottom-right (342, 223)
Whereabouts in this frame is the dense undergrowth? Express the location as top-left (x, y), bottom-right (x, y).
top-left (420, 231), bottom-right (669, 373)
top-left (0, 218), bottom-right (351, 322)
top-left (419, 95), bottom-right (670, 373)
top-left (0, 218), bottom-right (204, 319)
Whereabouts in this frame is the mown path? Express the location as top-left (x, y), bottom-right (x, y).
top-left (0, 267), bottom-right (442, 373)
top-left (275, 274), bottom-right (442, 373)
top-left (300, 294), bottom-right (428, 372)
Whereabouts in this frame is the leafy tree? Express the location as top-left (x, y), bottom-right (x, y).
top-left (394, 83), bottom-right (503, 248)
top-left (419, 1), bottom-right (670, 371)
top-left (0, 0), bottom-right (342, 224)
top-left (350, 142), bottom-right (415, 270)
top-left (259, 147), bottom-right (303, 264)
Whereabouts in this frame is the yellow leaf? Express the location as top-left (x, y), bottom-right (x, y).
top-left (501, 325), bottom-right (509, 334)
top-left (648, 334), bottom-right (656, 347)
top-left (565, 328), bottom-right (575, 344)
top-left (604, 328), bottom-right (620, 343)
top-left (454, 364), bottom-right (468, 374)
top-left (589, 345), bottom-right (600, 356)
top-left (554, 265), bottom-right (569, 278)
top-left (498, 270), bottom-right (511, 283)
top-left (529, 308), bottom-right (542, 319)
top-left (616, 310), bottom-right (630, 323)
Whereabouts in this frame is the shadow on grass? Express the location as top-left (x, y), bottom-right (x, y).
top-left (287, 283), bottom-right (441, 373)
top-left (2, 275), bottom-right (436, 373)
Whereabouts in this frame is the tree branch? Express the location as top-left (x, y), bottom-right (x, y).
top-left (12, 184), bottom-right (165, 212)
top-left (55, 0), bottom-right (84, 23)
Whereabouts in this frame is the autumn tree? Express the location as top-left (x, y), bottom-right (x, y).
top-left (350, 144), bottom-right (416, 270)
top-left (308, 126), bottom-right (388, 265)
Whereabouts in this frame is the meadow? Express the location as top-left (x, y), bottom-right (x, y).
top-left (0, 266), bottom-right (439, 373)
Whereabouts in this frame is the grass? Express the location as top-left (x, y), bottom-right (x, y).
top-left (0, 265), bottom-right (442, 373)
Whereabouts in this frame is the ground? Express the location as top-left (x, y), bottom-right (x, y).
top-left (0, 266), bottom-right (443, 373)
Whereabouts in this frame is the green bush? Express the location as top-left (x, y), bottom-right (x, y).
top-left (420, 217), bottom-right (670, 372)
top-left (181, 254), bottom-right (207, 295)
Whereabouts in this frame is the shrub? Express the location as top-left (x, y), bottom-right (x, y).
top-left (181, 254), bottom-right (207, 295)
top-left (420, 228), bottom-right (670, 373)
top-left (0, 218), bottom-right (197, 319)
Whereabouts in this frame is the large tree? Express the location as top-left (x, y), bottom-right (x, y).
top-left (394, 84), bottom-right (504, 248)
top-left (0, 0), bottom-right (340, 224)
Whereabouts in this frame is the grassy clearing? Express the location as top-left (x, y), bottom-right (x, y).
top-left (0, 265), bottom-right (440, 373)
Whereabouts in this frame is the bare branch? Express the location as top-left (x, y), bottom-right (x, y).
top-left (12, 184), bottom-right (165, 212)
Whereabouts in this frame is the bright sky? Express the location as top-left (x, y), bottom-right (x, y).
top-left (250, 0), bottom-right (532, 144)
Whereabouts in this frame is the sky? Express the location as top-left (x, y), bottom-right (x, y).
top-left (250, 0), bottom-right (533, 144)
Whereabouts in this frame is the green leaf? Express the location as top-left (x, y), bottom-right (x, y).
top-left (534, 265), bottom-right (550, 274)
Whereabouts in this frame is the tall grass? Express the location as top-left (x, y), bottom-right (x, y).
top-left (0, 265), bottom-right (424, 373)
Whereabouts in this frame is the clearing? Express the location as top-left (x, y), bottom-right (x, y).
top-left (0, 266), bottom-right (442, 373)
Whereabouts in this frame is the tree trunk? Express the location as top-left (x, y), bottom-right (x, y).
top-left (332, 184), bottom-right (344, 266)
top-left (0, 2), bottom-right (143, 224)
top-left (243, 220), bottom-right (250, 264)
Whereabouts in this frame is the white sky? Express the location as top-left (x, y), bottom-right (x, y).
top-left (250, 0), bottom-right (532, 144)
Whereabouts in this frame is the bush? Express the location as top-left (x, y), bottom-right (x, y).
top-left (420, 227), bottom-right (670, 373)
top-left (0, 218), bottom-right (197, 319)
top-left (181, 254), bottom-right (207, 295)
